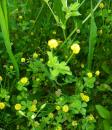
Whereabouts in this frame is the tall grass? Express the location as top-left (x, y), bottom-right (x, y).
top-left (0, 0), bottom-right (19, 78)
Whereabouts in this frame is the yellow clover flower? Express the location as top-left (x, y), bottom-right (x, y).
top-left (99, 2), bottom-right (104, 9)
top-left (0, 76), bottom-right (3, 81)
top-left (88, 114), bottom-right (95, 121)
top-left (33, 52), bottom-right (38, 59)
top-left (48, 113), bottom-right (54, 118)
top-left (56, 105), bottom-right (61, 111)
top-left (72, 120), bottom-right (78, 127)
top-left (10, 65), bottom-right (13, 70)
top-left (87, 72), bottom-right (93, 78)
top-left (48, 39), bottom-right (58, 49)
top-left (20, 77), bottom-right (28, 85)
top-left (15, 103), bottom-right (22, 110)
top-left (21, 58), bottom-right (25, 63)
top-left (30, 104), bottom-right (37, 112)
top-left (56, 126), bottom-right (62, 130)
top-left (80, 93), bottom-right (90, 102)
top-left (0, 102), bottom-right (5, 110)
top-left (62, 105), bottom-right (69, 113)
top-left (71, 43), bottom-right (80, 54)
top-left (95, 70), bottom-right (100, 76)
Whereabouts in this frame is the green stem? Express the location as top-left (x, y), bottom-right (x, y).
top-left (82, 0), bottom-right (103, 24)
top-left (30, 4), bottom-right (44, 31)
top-left (66, 53), bottom-right (74, 64)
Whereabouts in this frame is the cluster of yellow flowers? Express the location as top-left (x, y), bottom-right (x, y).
top-left (71, 43), bottom-right (80, 54)
top-left (80, 93), bottom-right (90, 102)
top-left (0, 102), bottom-right (5, 110)
top-left (87, 70), bottom-right (100, 78)
top-left (19, 77), bottom-right (28, 85)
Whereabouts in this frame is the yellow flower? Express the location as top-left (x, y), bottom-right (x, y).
top-left (87, 72), bottom-right (93, 78)
top-left (10, 65), bottom-right (13, 70)
top-left (80, 93), bottom-right (89, 102)
top-left (0, 102), bottom-right (5, 110)
top-left (21, 58), bottom-right (25, 63)
top-left (72, 120), bottom-right (78, 127)
top-left (99, 2), bottom-right (104, 9)
top-left (48, 113), bottom-right (54, 118)
top-left (33, 52), bottom-right (38, 59)
top-left (81, 63), bottom-right (84, 68)
top-left (30, 105), bottom-right (37, 112)
top-left (31, 32), bottom-right (34, 36)
top-left (62, 105), bottom-right (69, 113)
top-left (48, 39), bottom-right (58, 49)
top-left (15, 104), bottom-right (22, 110)
top-left (71, 43), bottom-right (80, 54)
top-left (18, 15), bottom-right (23, 20)
top-left (95, 70), bottom-right (100, 76)
top-left (88, 114), bottom-right (95, 121)
top-left (20, 77), bottom-right (28, 85)
top-left (56, 105), bottom-right (61, 111)
top-left (56, 126), bottom-right (62, 130)
top-left (0, 76), bottom-right (3, 81)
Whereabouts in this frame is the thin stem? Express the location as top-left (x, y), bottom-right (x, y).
top-left (82, 0), bottom-right (103, 24)
top-left (30, 4), bottom-right (44, 31)
top-left (63, 29), bottom-right (66, 40)
top-left (66, 53), bottom-right (74, 64)
top-left (60, 27), bottom-right (77, 49)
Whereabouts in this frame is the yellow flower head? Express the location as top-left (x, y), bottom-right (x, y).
top-left (33, 52), bottom-right (38, 59)
top-left (72, 120), bottom-right (78, 127)
top-left (48, 113), bottom-right (54, 118)
top-left (0, 102), bottom-right (5, 110)
top-left (48, 39), bottom-right (58, 49)
top-left (18, 15), bottom-right (23, 20)
top-left (81, 63), bottom-right (84, 68)
top-left (99, 2), bottom-right (104, 9)
top-left (95, 70), bottom-right (100, 76)
top-left (56, 125), bottom-right (62, 130)
top-left (31, 32), bottom-right (34, 36)
top-left (15, 103), bottom-right (22, 110)
top-left (0, 76), bottom-right (3, 81)
top-left (80, 93), bottom-right (89, 102)
top-left (62, 105), bottom-right (69, 113)
top-left (56, 105), bottom-right (61, 111)
top-left (87, 72), bottom-right (93, 78)
top-left (30, 104), bottom-right (37, 112)
top-left (71, 43), bottom-right (80, 54)
top-left (20, 77), bottom-right (28, 85)
top-left (10, 65), bottom-right (13, 70)
top-left (88, 114), bottom-right (95, 121)
top-left (21, 58), bottom-right (25, 63)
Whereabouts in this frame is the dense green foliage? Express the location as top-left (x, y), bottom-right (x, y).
top-left (0, 0), bottom-right (112, 130)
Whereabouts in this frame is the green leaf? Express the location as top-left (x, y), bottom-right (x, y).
top-left (96, 105), bottom-right (110, 119)
top-left (88, 1), bottom-right (97, 70)
top-left (103, 120), bottom-right (111, 130)
top-left (47, 51), bottom-right (72, 80)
